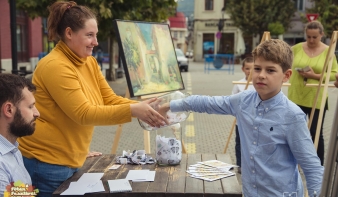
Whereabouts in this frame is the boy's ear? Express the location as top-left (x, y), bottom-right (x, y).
top-left (283, 69), bottom-right (292, 82)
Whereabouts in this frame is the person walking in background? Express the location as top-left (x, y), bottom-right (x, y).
top-left (0, 74), bottom-right (40, 195)
top-left (96, 46), bottom-right (103, 70)
top-left (159, 39), bottom-right (323, 197)
top-left (17, 1), bottom-right (167, 196)
top-left (231, 57), bottom-right (255, 173)
top-left (288, 21), bottom-right (338, 165)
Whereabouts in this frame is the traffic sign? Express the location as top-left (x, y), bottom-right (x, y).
top-left (306, 13), bottom-right (319, 22)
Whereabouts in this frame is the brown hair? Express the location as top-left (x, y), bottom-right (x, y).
top-left (0, 74), bottom-right (36, 107)
top-left (47, 1), bottom-right (97, 41)
top-left (252, 39), bottom-right (293, 72)
top-left (305, 21), bottom-right (324, 34)
top-left (242, 57), bottom-right (253, 67)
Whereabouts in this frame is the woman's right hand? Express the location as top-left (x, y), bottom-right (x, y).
top-left (335, 73), bottom-right (338, 88)
top-left (130, 98), bottom-right (169, 128)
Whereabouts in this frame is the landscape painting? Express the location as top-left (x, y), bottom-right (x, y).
top-left (113, 20), bottom-right (184, 97)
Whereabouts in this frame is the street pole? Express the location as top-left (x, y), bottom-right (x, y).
top-left (10, 0), bottom-right (18, 75)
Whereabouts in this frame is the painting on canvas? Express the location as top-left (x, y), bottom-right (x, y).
top-left (113, 20), bottom-right (185, 97)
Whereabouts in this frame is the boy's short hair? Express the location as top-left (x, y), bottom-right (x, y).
top-left (252, 39), bottom-right (293, 72)
top-left (242, 57), bottom-right (254, 67)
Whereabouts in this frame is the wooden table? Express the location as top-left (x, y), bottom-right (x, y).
top-left (53, 154), bottom-right (242, 197)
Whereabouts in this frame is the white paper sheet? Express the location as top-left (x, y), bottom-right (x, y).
top-left (125, 170), bottom-right (150, 181)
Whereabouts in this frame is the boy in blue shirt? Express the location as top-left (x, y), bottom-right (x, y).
top-left (160, 39), bottom-right (323, 197)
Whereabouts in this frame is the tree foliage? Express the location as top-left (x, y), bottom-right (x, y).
top-left (16, 0), bottom-right (177, 80)
top-left (16, 0), bottom-right (176, 40)
top-left (306, 0), bottom-right (338, 38)
top-left (226, 0), bottom-right (295, 38)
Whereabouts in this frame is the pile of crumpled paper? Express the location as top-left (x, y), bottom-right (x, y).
top-left (115, 150), bottom-right (155, 165)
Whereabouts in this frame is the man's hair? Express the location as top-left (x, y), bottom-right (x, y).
top-left (242, 57), bottom-right (254, 68)
top-left (252, 39), bottom-right (293, 72)
top-left (0, 74), bottom-right (36, 107)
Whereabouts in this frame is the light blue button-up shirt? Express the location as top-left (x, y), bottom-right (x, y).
top-left (0, 134), bottom-right (31, 195)
top-left (170, 90), bottom-right (324, 197)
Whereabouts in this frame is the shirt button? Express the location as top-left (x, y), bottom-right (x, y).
top-left (253, 185), bottom-right (256, 188)
top-left (259, 113), bottom-right (262, 115)
top-left (252, 170), bottom-right (255, 173)
top-left (250, 156), bottom-right (253, 160)
top-left (266, 108), bottom-right (268, 110)
top-left (254, 127), bottom-right (257, 130)
top-left (253, 141), bottom-right (256, 145)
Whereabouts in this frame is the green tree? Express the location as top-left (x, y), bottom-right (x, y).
top-left (226, 0), bottom-right (295, 40)
top-left (16, 0), bottom-right (176, 80)
top-left (306, 0), bottom-right (338, 38)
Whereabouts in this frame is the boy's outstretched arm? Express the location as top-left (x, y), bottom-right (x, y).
top-left (286, 114), bottom-right (324, 197)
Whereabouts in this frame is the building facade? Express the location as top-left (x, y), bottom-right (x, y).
top-left (192, 0), bottom-right (313, 62)
top-left (168, 12), bottom-right (188, 51)
top-left (193, 0), bottom-right (245, 62)
top-left (0, 1), bottom-right (43, 74)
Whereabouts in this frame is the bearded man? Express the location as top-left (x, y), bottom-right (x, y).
top-left (0, 74), bottom-right (40, 194)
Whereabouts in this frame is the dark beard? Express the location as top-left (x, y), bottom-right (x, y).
top-left (8, 108), bottom-right (36, 137)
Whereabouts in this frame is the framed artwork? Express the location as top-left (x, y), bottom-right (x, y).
top-left (113, 20), bottom-right (185, 97)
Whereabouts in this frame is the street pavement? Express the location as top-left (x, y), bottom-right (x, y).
top-left (90, 61), bottom-right (338, 187)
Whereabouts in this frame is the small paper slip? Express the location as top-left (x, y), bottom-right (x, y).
top-left (107, 179), bottom-right (132, 193)
top-left (109, 164), bottom-right (121, 170)
top-left (125, 170), bottom-right (150, 181)
top-left (132, 171), bottom-right (156, 182)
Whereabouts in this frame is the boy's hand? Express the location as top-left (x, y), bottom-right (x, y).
top-left (158, 102), bottom-right (171, 120)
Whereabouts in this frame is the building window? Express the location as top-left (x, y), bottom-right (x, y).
top-left (173, 31), bottom-right (178, 39)
top-left (205, 0), bottom-right (213, 11)
top-left (293, 0), bottom-right (304, 11)
top-left (16, 10), bottom-right (29, 62)
top-left (180, 32), bottom-right (183, 38)
top-left (203, 33), bottom-right (214, 56)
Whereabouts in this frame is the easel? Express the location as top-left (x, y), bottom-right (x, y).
top-left (320, 96), bottom-right (338, 196)
top-left (223, 32), bottom-right (271, 153)
top-left (308, 31), bottom-right (338, 152)
top-left (110, 87), bottom-right (187, 154)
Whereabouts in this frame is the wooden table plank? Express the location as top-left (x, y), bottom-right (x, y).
top-left (185, 154), bottom-right (204, 197)
top-left (129, 162), bottom-right (156, 196)
top-left (202, 154), bottom-right (223, 195)
top-left (166, 154), bottom-right (187, 197)
top-left (52, 155), bottom-right (104, 196)
top-left (216, 154), bottom-right (242, 196)
top-left (52, 154), bottom-right (242, 197)
top-left (146, 165), bottom-right (170, 196)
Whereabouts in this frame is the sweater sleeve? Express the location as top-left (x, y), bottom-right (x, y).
top-left (96, 65), bottom-right (138, 105)
top-left (38, 61), bottom-right (134, 125)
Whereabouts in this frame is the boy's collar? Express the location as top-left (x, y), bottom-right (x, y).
top-left (255, 91), bottom-right (283, 110)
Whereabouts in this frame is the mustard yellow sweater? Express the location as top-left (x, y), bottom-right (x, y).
top-left (18, 41), bottom-right (137, 168)
top-left (288, 43), bottom-right (338, 109)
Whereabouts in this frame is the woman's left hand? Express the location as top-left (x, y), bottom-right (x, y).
top-left (298, 67), bottom-right (320, 80)
top-left (87, 151), bottom-right (102, 158)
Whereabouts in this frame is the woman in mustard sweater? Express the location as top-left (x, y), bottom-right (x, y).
top-left (288, 21), bottom-right (338, 166)
top-left (18, 1), bottom-right (166, 196)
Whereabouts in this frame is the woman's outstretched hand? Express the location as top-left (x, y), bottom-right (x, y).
top-left (131, 98), bottom-right (169, 128)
